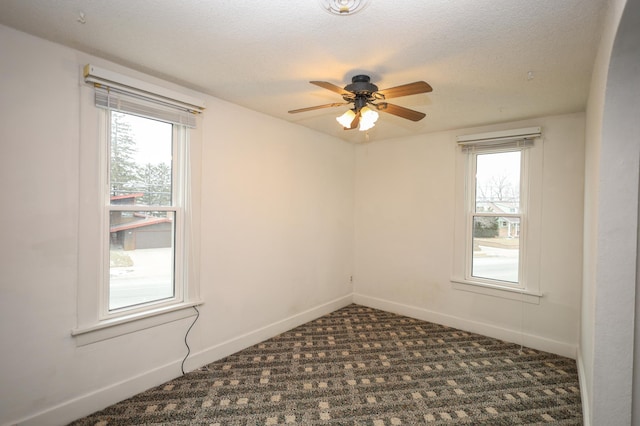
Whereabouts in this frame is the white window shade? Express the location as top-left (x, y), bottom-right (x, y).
top-left (84, 64), bottom-right (204, 128)
top-left (457, 126), bottom-right (541, 151)
top-left (94, 87), bottom-right (198, 128)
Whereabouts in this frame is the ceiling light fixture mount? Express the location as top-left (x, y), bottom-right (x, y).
top-left (318, 0), bottom-right (370, 16)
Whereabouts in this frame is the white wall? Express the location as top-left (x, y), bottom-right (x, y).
top-left (0, 25), bottom-right (354, 425)
top-left (354, 113), bottom-right (585, 358)
top-left (195, 95), bottom-right (355, 353)
top-left (581, 0), bottom-right (640, 424)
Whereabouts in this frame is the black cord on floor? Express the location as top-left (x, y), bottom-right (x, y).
top-left (181, 305), bottom-right (200, 375)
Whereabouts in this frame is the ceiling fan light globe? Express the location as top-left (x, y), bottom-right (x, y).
top-left (360, 106), bottom-right (379, 123)
top-left (358, 120), bottom-right (375, 131)
top-left (336, 109), bottom-right (356, 127)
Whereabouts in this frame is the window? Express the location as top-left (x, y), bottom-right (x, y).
top-left (74, 65), bottom-right (204, 344)
top-left (471, 150), bottom-right (522, 284)
top-left (452, 127), bottom-right (543, 303)
top-left (107, 112), bottom-right (182, 314)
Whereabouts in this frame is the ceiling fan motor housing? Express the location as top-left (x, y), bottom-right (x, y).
top-left (344, 74), bottom-right (379, 98)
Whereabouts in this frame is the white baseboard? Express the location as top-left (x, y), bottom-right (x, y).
top-left (353, 293), bottom-right (577, 359)
top-left (184, 294), bottom-right (353, 371)
top-left (14, 359), bottom-right (184, 426)
top-left (13, 294), bottom-right (353, 426)
top-left (576, 348), bottom-right (591, 426)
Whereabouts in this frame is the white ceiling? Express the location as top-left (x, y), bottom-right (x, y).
top-left (0, 0), bottom-right (608, 142)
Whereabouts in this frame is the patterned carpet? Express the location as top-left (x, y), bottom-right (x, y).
top-left (70, 304), bottom-right (582, 425)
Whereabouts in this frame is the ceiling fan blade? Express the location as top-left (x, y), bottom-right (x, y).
top-left (310, 81), bottom-right (352, 96)
top-left (345, 113), bottom-right (360, 130)
top-left (288, 102), bottom-right (348, 114)
top-left (375, 102), bottom-right (426, 121)
top-left (376, 81), bottom-right (433, 99)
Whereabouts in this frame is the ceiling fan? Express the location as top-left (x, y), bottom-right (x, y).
top-left (288, 75), bottom-right (432, 131)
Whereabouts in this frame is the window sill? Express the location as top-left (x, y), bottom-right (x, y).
top-left (451, 279), bottom-right (541, 304)
top-left (72, 300), bottom-right (203, 346)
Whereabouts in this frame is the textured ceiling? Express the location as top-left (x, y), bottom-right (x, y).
top-left (0, 0), bottom-right (608, 142)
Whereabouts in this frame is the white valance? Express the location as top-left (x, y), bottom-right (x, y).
top-left (457, 126), bottom-right (541, 151)
top-left (84, 64), bottom-right (205, 128)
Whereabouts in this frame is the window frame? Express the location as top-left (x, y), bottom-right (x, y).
top-left (101, 114), bottom-right (186, 320)
top-left (451, 128), bottom-right (543, 304)
top-left (74, 67), bottom-right (203, 345)
top-left (465, 147), bottom-right (527, 288)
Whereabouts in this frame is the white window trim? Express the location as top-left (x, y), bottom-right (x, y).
top-left (72, 301), bottom-right (202, 346)
top-left (450, 280), bottom-right (542, 304)
top-left (75, 67), bottom-right (203, 345)
top-left (451, 127), bottom-right (543, 304)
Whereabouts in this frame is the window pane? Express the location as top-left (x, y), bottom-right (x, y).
top-left (109, 210), bottom-right (175, 310)
top-left (471, 216), bottom-right (519, 283)
top-left (110, 112), bottom-right (173, 207)
top-left (475, 151), bottom-right (520, 213)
